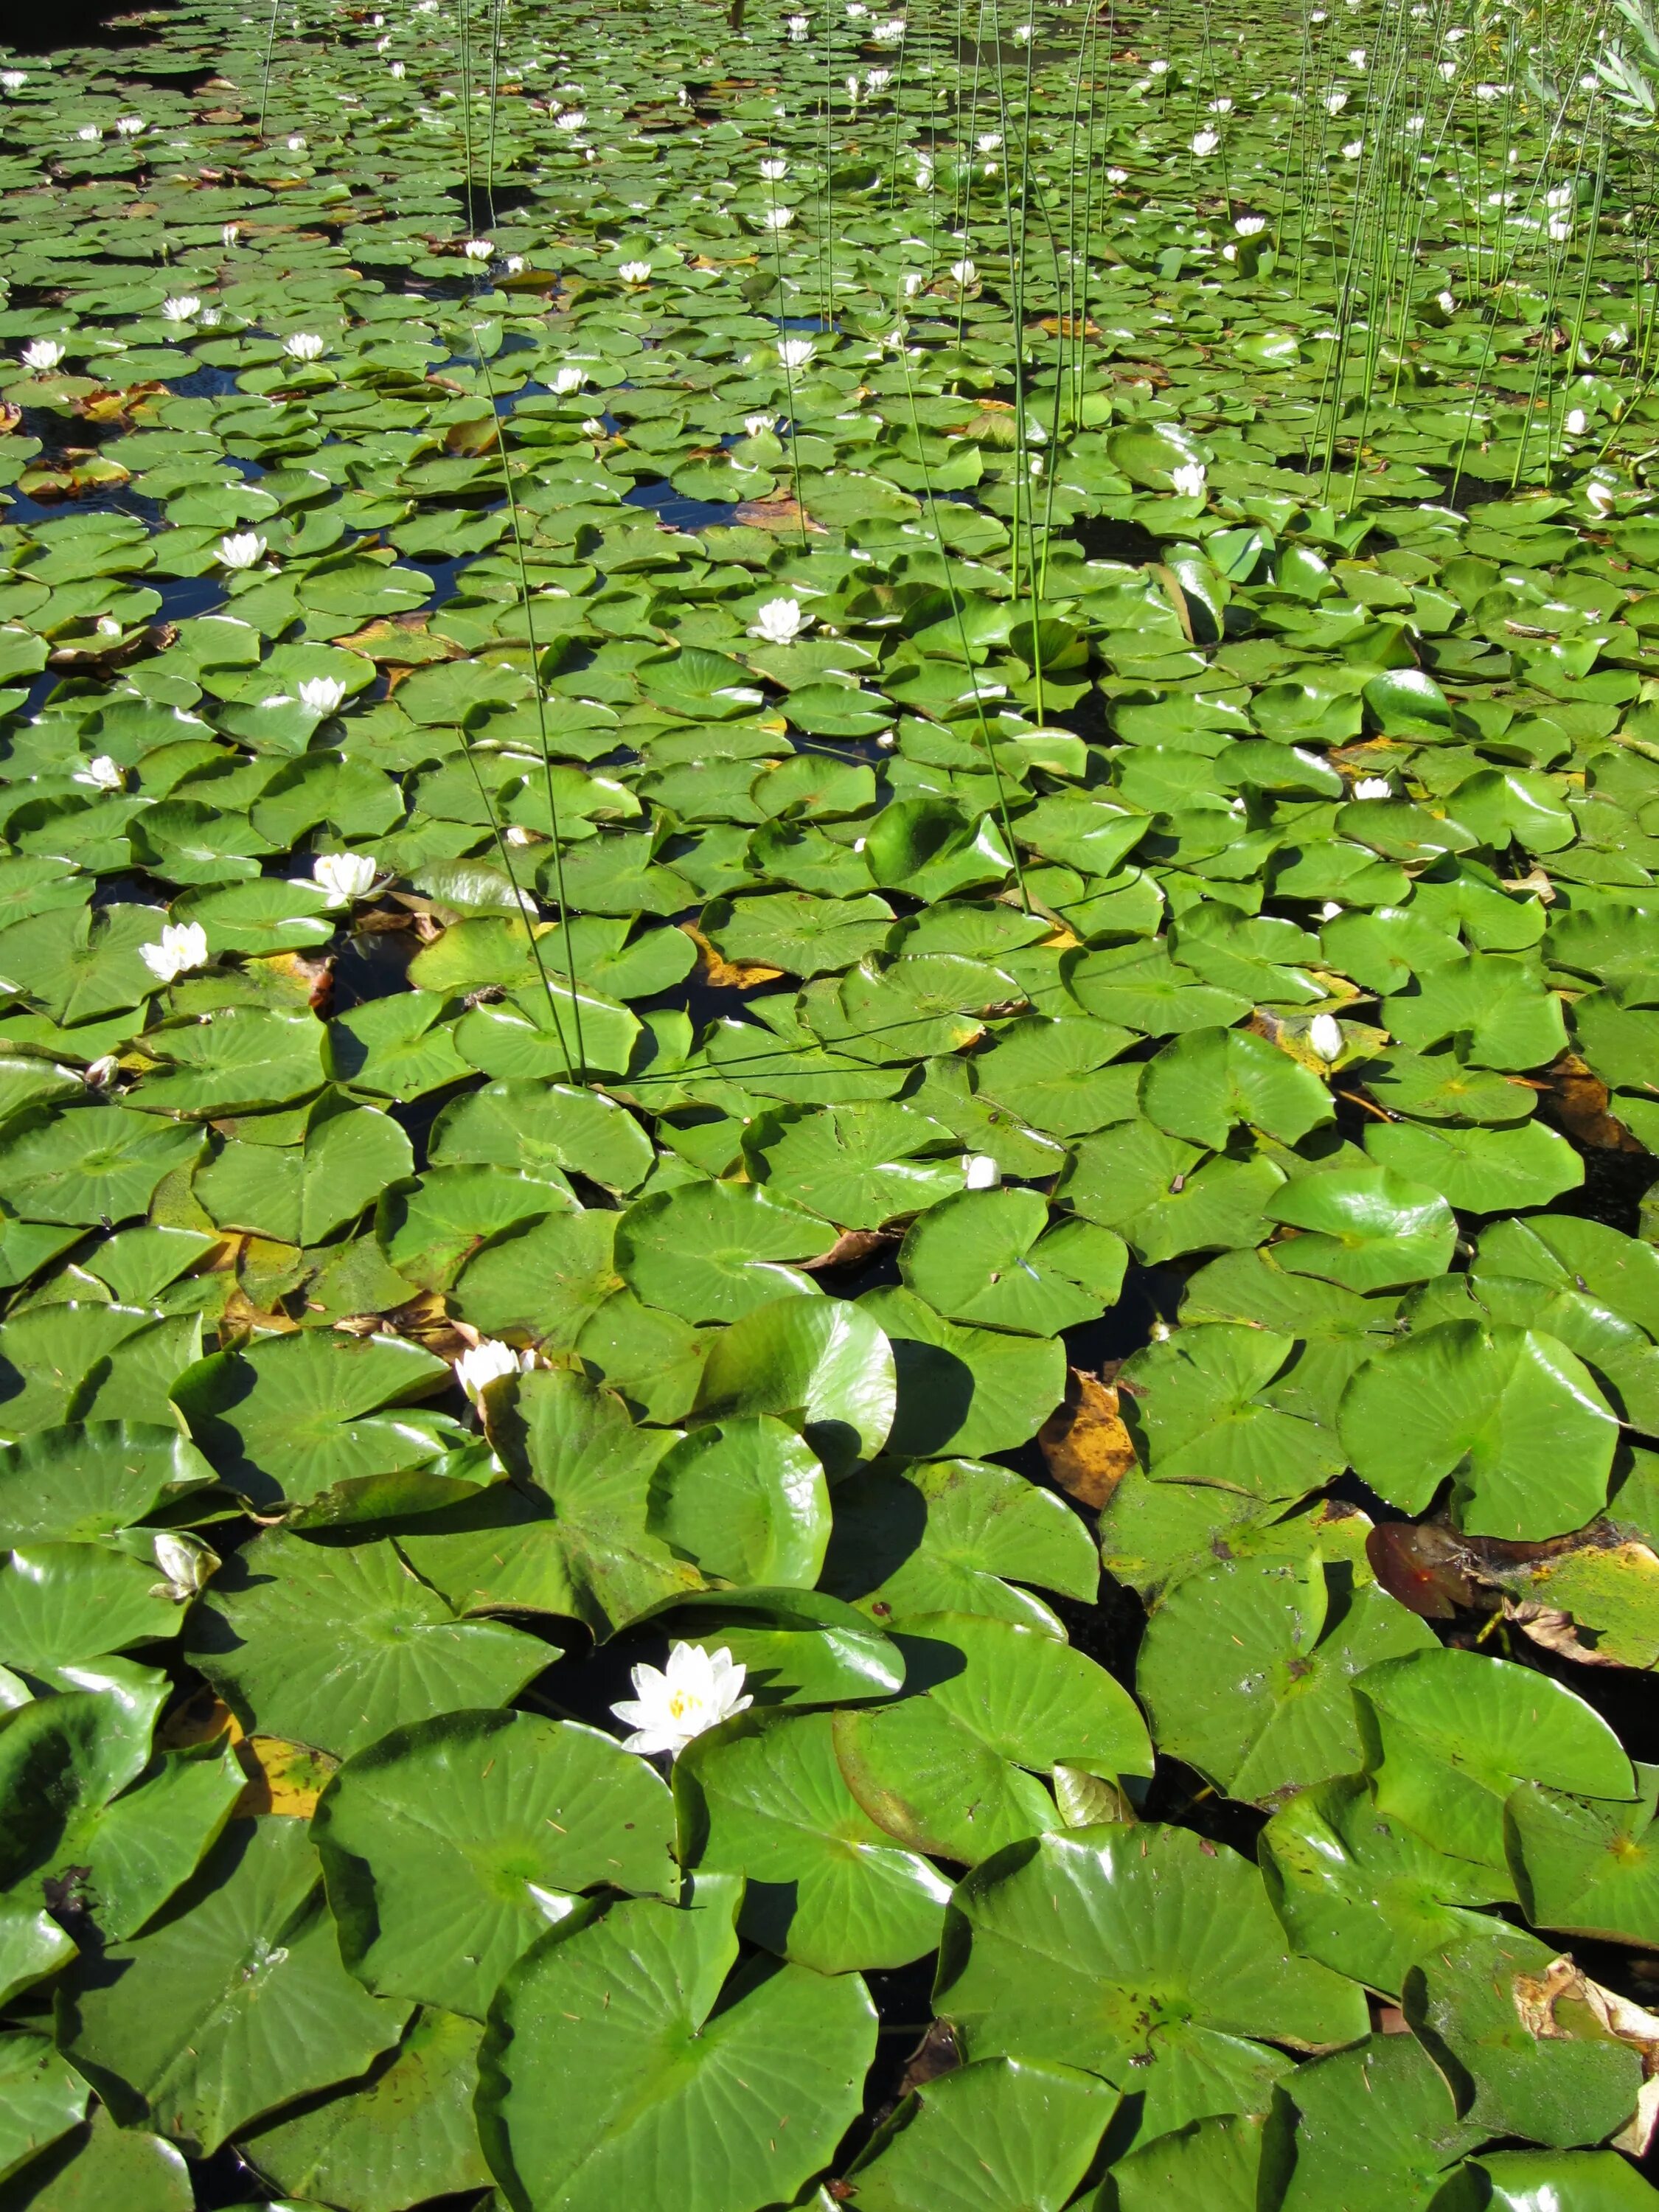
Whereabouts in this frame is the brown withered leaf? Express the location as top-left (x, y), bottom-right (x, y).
top-left (894, 2019), bottom-right (961, 2101)
top-left (734, 493), bottom-right (824, 534)
top-left (681, 920), bottom-right (784, 990)
top-left (52, 619), bottom-right (176, 675)
top-left (800, 1228), bottom-right (897, 1273)
top-left (445, 412), bottom-right (501, 456)
top-left (1366, 1522), bottom-right (1485, 1619)
top-left (1514, 1956), bottom-right (1659, 2156)
top-left (1537, 1051), bottom-right (1645, 1152)
top-left (234, 1736), bottom-right (340, 1820)
top-left (1038, 1367), bottom-right (1137, 1511)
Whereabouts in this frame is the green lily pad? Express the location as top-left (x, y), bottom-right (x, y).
top-left (315, 1709), bottom-right (677, 2018)
top-left (476, 1878), bottom-right (877, 2212)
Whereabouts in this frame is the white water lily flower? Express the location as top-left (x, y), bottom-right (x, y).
top-left (284, 332), bottom-right (327, 361)
top-left (1437, 288), bottom-right (1456, 313)
top-left (0, 72), bottom-right (27, 91)
top-left (1565, 408), bottom-right (1588, 437)
top-left (866, 67), bottom-right (891, 94)
top-left (462, 237), bottom-right (494, 262)
top-left (759, 157), bottom-right (789, 181)
top-left (504, 255), bottom-right (525, 276)
top-left (1171, 460), bottom-right (1207, 499)
top-left (299, 676), bottom-right (349, 715)
top-left (1234, 215), bottom-right (1266, 237)
top-left (21, 339), bottom-right (64, 372)
top-left (1190, 128), bottom-right (1220, 156)
top-left (217, 532), bottom-right (267, 570)
top-left (139, 922), bottom-right (209, 984)
top-left (975, 132), bottom-right (1002, 154)
top-left (1012, 21), bottom-right (1033, 40)
top-left (74, 755), bottom-right (124, 791)
top-left (1587, 479), bottom-right (1618, 518)
top-left (579, 415), bottom-right (606, 438)
top-left (313, 850), bottom-right (378, 906)
top-left (950, 257), bottom-right (978, 286)
top-left (1106, 165), bottom-right (1129, 184)
top-left (389, 58), bottom-right (406, 76)
top-left (1548, 218), bottom-right (1572, 243)
top-left (1308, 1013), bottom-right (1345, 1062)
top-left (77, 123), bottom-right (102, 142)
top-left (1341, 138), bottom-right (1363, 158)
top-left (743, 411), bottom-right (776, 437)
top-left (83, 1054), bottom-right (119, 1090)
top-left (287, 133), bottom-right (306, 151)
top-left (161, 295), bottom-right (201, 323)
top-left (1319, 900), bottom-right (1344, 921)
top-left (788, 13), bottom-right (810, 35)
top-left (1346, 45), bottom-right (1367, 66)
top-left (551, 364), bottom-right (588, 395)
top-left (222, 222), bottom-right (241, 247)
top-left (778, 335), bottom-right (816, 371)
top-left (116, 115), bottom-right (144, 136)
top-left (556, 107), bottom-right (588, 131)
top-left (914, 159), bottom-right (934, 189)
top-left (1352, 775), bottom-right (1392, 799)
top-left (962, 1152), bottom-right (1002, 1190)
top-left (764, 204), bottom-right (795, 230)
top-left (750, 597), bottom-right (810, 645)
top-left (846, 73), bottom-right (861, 103)
top-left (505, 822), bottom-right (538, 846)
top-left (1147, 58), bottom-right (1169, 73)
top-left (456, 1336), bottom-right (534, 1406)
top-left (1474, 81), bottom-right (1502, 100)
top-left (611, 1641), bottom-right (751, 1759)
top-left (872, 15), bottom-right (906, 41)
top-left (618, 260), bottom-right (653, 283)
top-left (1323, 88), bottom-right (1349, 114)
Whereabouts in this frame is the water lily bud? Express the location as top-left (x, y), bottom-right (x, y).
top-left (151, 1532), bottom-right (212, 1601)
top-left (962, 1153), bottom-right (1002, 1190)
top-left (83, 1054), bottom-right (119, 1090)
top-left (1308, 1013), bottom-right (1344, 1062)
top-left (455, 1337), bottom-right (532, 1406)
